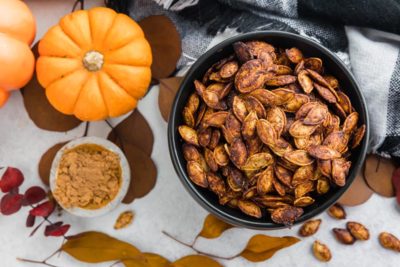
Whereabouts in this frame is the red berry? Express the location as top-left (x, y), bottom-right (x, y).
top-left (23, 186), bottom-right (47, 206)
top-left (29, 201), bottom-right (55, 217)
top-left (0, 193), bottom-right (24, 215)
top-left (0, 167), bottom-right (24, 193)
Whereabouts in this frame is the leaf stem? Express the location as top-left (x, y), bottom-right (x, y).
top-left (105, 119), bottom-right (114, 129)
top-left (17, 257), bottom-right (61, 267)
top-left (162, 230), bottom-right (239, 260)
top-left (109, 260), bottom-right (122, 267)
top-left (191, 234), bottom-right (200, 246)
top-left (72, 0), bottom-right (84, 12)
top-left (30, 219), bottom-right (46, 237)
top-left (82, 121), bottom-right (90, 137)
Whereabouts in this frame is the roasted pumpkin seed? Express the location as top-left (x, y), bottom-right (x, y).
top-left (187, 161), bottom-right (208, 188)
top-left (299, 219), bottom-right (321, 237)
top-left (271, 206), bottom-right (304, 225)
top-left (179, 126), bottom-right (199, 146)
top-left (238, 199), bottom-right (262, 218)
top-left (313, 240), bottom-right (332, 262)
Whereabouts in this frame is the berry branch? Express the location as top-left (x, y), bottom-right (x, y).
top-left (18, 248), bottom-right (62, 267)
top-left (162, 230), bottom-right (240, 260)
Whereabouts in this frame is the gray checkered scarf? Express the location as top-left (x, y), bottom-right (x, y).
top-left (107, 0), bottom-right (400, 158)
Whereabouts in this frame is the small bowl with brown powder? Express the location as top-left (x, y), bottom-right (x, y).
top-left (50, 137), bottom-right (130, 217)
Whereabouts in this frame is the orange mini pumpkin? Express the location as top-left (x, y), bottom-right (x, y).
top-left (36, 7), bottom-right (152, 121)
top-left (0, 0), bottom-right (36, 107)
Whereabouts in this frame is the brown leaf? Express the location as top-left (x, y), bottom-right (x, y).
top-left (139, 15), bottom-right (182, 79)
top-left (338, 169), bottom-right (373, 206)
top-left (239, 234), bottom-right (300, 262)
top-left (171, 255), bottom-right (223, 267)
top-left (123, 253), bottom-right (170, 267)
top-left (62, 231), bottom-right (142, 263)
top-left (158, 77), bottom-right (184, 122)
top-left (121, 144), bottom-right (157, 204)
top-left (22, 43), bottom-right (81, 131)
top-left (38, 142), bottom-right (67, 186)
top-left (364, 154), bottom-right (396, 197)
top-left (198, 214), bottom-right (233, 239)
top-left (108, 110), bottom-right (154, 156)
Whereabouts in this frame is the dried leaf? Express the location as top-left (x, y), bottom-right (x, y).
top-left (158, 77), bottom-right (184, 122)
top-left (23, 186), bottom-right (46, 205)
top-left (121, 144), bottom-right (157, 203)
top-left (364, 155), bottom-right (395, 197)
top-left (108, 110), bottom-right (154, 156)
top-left (22, 43), bottom-right (81, 131)
top-left (139, 15), bottom-right (181, 79)
top-left (239, 234), bottom-right (300, 262)
top-left (62, 231), bottom-right (142, 263)
top-left (123, 253), bottom-right (170, 267)
top-left (338, 169), bottom-right (373, 206)
top-left (26, 214), bottom-right (36, 227)
top-left (198, 214), bottom-right (233, 239)
top-left (0, 167), bottom-right (24, 193)
top-left (38, 142), bottom-right (67, 186)
top-left (171, 255), bottom-right (222, 267)
top-left (393, 168), bottom-right (400, 205)
top-left (0, 193), bottom-right (24, 215)
top-left (45, 222), bottom-right (70, 237)
top-left (29, 201), bottom-right (55, 217)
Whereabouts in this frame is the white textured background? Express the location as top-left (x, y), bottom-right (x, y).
top-left (0, 1), bottom-right (399, 266)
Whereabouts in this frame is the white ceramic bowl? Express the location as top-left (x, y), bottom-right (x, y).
top-left (50, 136), bottom-right (130, 217)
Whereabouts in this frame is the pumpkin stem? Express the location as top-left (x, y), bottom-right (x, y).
top-left (83, 50), bottom-right (104, 71)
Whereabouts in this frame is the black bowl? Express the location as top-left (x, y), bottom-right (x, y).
top-left (168, 31), bottom-right (369, 229)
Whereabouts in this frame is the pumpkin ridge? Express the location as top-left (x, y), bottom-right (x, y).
top-left (103, 61), bottom-right (150, 69)
top-left (58, 25), bottom-right (84, 53)
top-left (43, 68), bottom-right (85, 91)
top-left (101, 12), bottom-right (119, 50)
top-left (38, 25), bottom-right (83, 59)
top-left (72, 73), bottom-right (108, 120)
top-left (92, 74), bottom-right (110, 116)
top-left (101, 36), bottom-right (138, 54)
top-left (36, 57), bottom-right (83, 87)
top-left (70, 72), bottom-right (91, 113)
top-left (97, 71), bottom-right (136, 116)
top-left (100, 69), bottom-right (137, 99)
top-left (58, 21), bottom-right (85, 50)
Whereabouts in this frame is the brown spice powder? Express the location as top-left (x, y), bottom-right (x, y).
top-left (53, 144), bottom-right (121, 209)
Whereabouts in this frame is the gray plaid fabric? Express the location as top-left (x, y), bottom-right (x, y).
top-left (107, 0), bottom-right (400, 158)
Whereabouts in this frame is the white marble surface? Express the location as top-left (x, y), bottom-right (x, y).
top-left (0, 1), bottom-right (399, 266)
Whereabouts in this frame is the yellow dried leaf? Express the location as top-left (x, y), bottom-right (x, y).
top-left (171, 255), bottom-right (223, 267)
top-left (239, 234), bottom-right (300, 262)
top-left (62, 232), bottom-right (142, 263)
top-left (123, 253), bottom-right (170, 267)
top-left (198, 214), bottom-right (233, 239)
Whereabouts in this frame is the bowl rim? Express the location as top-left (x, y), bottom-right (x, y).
top-left (168, 30), bottom-right (370, 229)
top-left (50, 136), bottom-right (131, 217)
